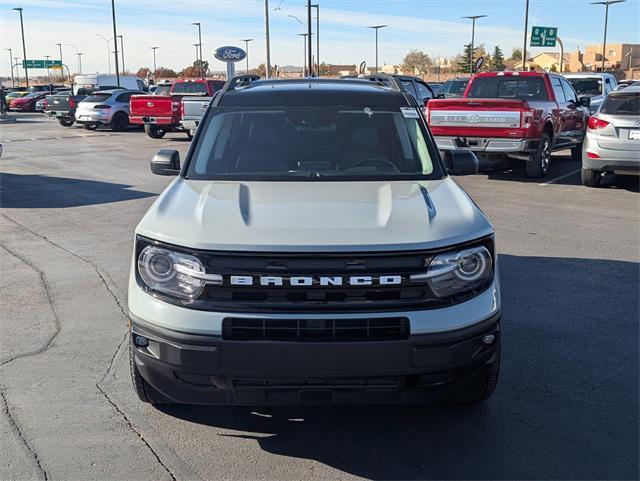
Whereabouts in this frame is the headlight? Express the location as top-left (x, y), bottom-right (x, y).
top-left (412, 245), bottom-right (493, 298)
top-left (137, 245), bottom-right (214, 300)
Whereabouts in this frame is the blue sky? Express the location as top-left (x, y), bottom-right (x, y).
top-left (1, 0), bottom-right (639, 76)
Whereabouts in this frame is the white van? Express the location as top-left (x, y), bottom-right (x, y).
top-left (73, 74), bottom-right (146, 95)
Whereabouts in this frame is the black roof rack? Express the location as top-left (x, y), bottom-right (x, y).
top-left (212, 74), bottom-right (261, 108)
top-left (355, 74), bottom-right (418, 107)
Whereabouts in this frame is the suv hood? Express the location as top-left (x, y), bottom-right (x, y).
top-left (136, 178), bottom-right (493, 252)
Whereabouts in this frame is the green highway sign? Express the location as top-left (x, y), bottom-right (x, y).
top-left (22, 59), bottom-right (62, 69)
top-left (530, 26), bottom-right (558, 47)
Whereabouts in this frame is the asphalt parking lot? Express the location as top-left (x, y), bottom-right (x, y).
top-left (1, 113), bottom-right (638, 481)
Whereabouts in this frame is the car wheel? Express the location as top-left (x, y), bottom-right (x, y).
top-left (129, 337), bottom-right (172, 405)
top-left (83, 123), bottom-right (98, 131)
top-left (571, 141), bottom-right (583, 162)
top-left (110, 112), bottom-right (129, 132)
top-left (186, 130), bottom-right (194, 140)
top-left (58, 118), bottom-right (74, 127)
top-left (526, 132), bottom-right (552, 178)
top-left (581, 168), bottom-right (602, 187)
top-left (145, 124), bottom-right (166, 139)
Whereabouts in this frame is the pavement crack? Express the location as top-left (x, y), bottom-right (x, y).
top-left (0, 243), bottom-right (61, 368)
top-left (0, 390), bottom-right (49, 481)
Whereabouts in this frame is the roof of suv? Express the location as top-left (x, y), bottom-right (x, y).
top-left (219, 78), bottom-right (411, 108)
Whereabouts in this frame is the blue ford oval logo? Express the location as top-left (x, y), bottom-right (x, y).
top-left (214, 46), bottom-right (247, 63)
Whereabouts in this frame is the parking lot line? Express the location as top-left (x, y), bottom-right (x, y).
top-left (539, 168), bottom-right (581, 186)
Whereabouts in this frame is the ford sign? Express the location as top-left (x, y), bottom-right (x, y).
top-left (214, 46), bottom-right (247, 63)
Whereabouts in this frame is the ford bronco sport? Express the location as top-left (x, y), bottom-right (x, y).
top-left (128, 76), bottom-right (501, 405)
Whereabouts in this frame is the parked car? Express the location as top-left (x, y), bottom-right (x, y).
top-left (564, 73), bottom-right (617, 114)
top-left (436, 78), bottom-right (470, 98)
top-left (9, 91), bottom-right (48, 112)
top-left (6, 91), bottom-right (29, 102)
top-left (35, 97), bottom-right (47, 112)
top-left (73, 74), bottom-right (146, 95)
top-left (426, 71), bottom-right (590, 177)
top-left (129, 76), bottom-right (500, 406)
top-left (130, 79), bottom-right (224, 139)
top-left (581, 85), bottom-right (640, 187)
top-left (615, 79), bottom-right (640, 91)
top-left (46, 85), bottom-right (125, 127)
top-left (75, 89), bottom-right (144, 131)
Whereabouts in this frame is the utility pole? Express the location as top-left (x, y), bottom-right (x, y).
top-left (14, 57), bottom-right (20, 86)
top-left (307, 0), bottom-right (313, 76)
top-left (117, 35), bottom-right (125, 74)
top-left (77, 53), bottom-right (83, 74)
top-left (522, 0), bottom-right (529, 71)
top-left (13, 7), bottom-right (29, 87)
top-left (151, 47), bottom-right (159, 77)
top-left (111, 0), bottom-right (120, 86)
top-left (56, 43), bottom-right (66, 82)
top-left (45, 55), bottom-right (51, 83)
top-left (5, 49), bottom-right (14, 86)
top-left (97, 35), bottom-right (112, 74)
top-left (264, 0), bottom-right (271, 79)
top-left (312, 4), bottom-right (320, 75)
top-left (191, 23), bottom-right (203, 78)
top-left (367, 25), bottom-right (387, 74)
top-left (241, 39), bottom-right (253, 74)
top-left (591, 1), bottom-right (626, 73)
top-left (297, 33), bottom-right (308, 76)
top-left (462, 15), bottom-right (487, 74)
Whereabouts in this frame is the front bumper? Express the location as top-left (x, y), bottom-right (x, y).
top-left (435, 136), bottom-right (535, 154)
top-left (131, 312), bottom-right (500, 405)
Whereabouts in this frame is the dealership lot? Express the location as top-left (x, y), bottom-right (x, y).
top-left (1, 113), bottom-right (638, 480)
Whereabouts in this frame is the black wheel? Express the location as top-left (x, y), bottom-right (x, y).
top-left (526, 132), bottom-right (552, 178)
top-left (83, 123), bottom-right (98, 131)
top-left (58, 118), bottom-right (74, 127)
top-left (452, 338), bottom-right (500, 404)
top-left (129, 337), bottom-right (172, 405)
top-left (571, 141), bottom-right (583, 162)
top-left (581, 168), bottom-right (602, 187)
top-left (186, 130), bottom-right (194, 140)
top-left (144, 124), bottom-right (166, 139)
top-left (110, 112), bottom-right (129, 132)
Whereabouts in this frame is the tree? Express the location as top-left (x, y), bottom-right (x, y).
top-left (402, 50), bottom-right (433, 75)
top-left (136, 67), bottom-right (151, 79)
top-left (154, 67), bottom-right (178, 78)
top-left (256, 63), bottom-right (277, 77)
top-left (456, 44), bottom-right (476, 73)
top-left (179, 66), bottom-right (199, 78)
top-left (318, 62), bottom-right (330, 76)
top-left (194, 59), bottom-right (210, 77)
top-left (510, 47), bottom-right (523, 61)
top-left (489, 46), bottom-right (505, 71)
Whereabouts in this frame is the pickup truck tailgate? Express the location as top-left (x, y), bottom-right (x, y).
top-left (427, 99), bottom-right (525, 131)
top-left (45, 95), bottom-right (71, 113)
top-left (130, 95), bottom-right (174, 117)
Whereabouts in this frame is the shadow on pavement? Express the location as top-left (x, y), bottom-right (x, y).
top-left (159, 255), bottom-right (639, 480)
top-left (0, 173), bottom-right (155, 208)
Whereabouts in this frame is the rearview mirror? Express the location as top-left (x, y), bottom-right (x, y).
top-left (150, 149), bottom-right (180, 176)
top-left (579, 96), bottom-right (591, 108)
top-left (444, 150), bottom-right (479, 176)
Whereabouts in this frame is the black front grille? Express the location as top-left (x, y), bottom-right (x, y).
top-left (222, 317), bottom-right (410, 342)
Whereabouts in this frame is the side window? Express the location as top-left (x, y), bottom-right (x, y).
top-left (400, 80), bottom-right (417, 99)
top-left (561, 79), bottom-right (578, 103)
top-left (116, 92), bottom-right (132, 102)
top-left (137, 80), bottom-right (145, 91)
top-left (415, 81), bottom-right (433, 100)
top-left (552, 78), bottom-right (566, 102)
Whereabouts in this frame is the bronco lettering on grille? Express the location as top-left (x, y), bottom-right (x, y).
top-left (228, 275), bottom-right (403, 287)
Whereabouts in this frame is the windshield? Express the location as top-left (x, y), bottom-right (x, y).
top-left (188, 106), bottom-right (441, 181)
top-left (600, 92), bottom-right (640, 116)
top-left (449, 80), bottom-right (469, 96)
top-left (172, 82), bottom-right (208, 95)
top-left (567, 78), bottom-right (602, 96)
top-left (154, 85), bottom-right (172, 96)
top-left (467, 76), bottom-right (548, 100)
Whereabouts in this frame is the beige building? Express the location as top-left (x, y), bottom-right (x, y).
top-left (515, 52), bottom-right (571, 72)
top-left (567, 43), bottom-right (640, 73)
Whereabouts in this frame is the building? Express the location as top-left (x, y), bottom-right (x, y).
top-left (515, 52), bottom-right (571, 72)
top-left (568, 43), bottom-right (640, 73)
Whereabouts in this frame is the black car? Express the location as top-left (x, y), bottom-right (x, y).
top-left (436, 78), bottom-right (470, 98)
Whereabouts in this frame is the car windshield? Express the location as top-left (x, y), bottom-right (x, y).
top-left (467, 76), bottom-right (548, 100)
top-left (600, 92), bottom-right (640, 116)
top-left (449, 80), bottom-right (469, 96)
top-left (188, 105), bottom-right (440, 181)
top-left (154, 85), bottom-right (172, 96)
top-left (567, 78), bottom-right (602, 96)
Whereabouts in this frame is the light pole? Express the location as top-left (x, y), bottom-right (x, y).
top-left (110, 0), bottom-right (120, 86)
top-left (117, 35), bottom-right (125, 74)
top-left (191, 22), bottom-right (203, 78)
top-left (193, 44), bottom-right (200, 76)
top-left (591, 0), bottom-right (626, 73)
top-left (96, 34), bottom-right (113, 74)
top-left (307, 0), bottom-right (313, 76)
top-left (150, 47), bottom-right (159, 77)
top-left (312, 4), bottom-right (320, 75)
top-left (55, 43), bottom-right (66, 82)
top-left (367, 25), bottom-right (387, 74)
top-left (45, 54), bottom-right (51, 83)
top-left (5, 48), bottom-right (14, 86)
top-left (522, 0), bottom-right (529, 71)
top-left (69, 44), bottom-right (82, 74)
top-left (264, 0), bottom-right (272, 78)
top-left (13, 7), bottom-right (29, 87)
top-left (241, 39), bottom-right (253, 74)
top-left (14, 57), bottom-right (20, 86)
top-left (297, 33), bottom-right (308, 76)
top-left (462, 15), bottom-right (487, 74)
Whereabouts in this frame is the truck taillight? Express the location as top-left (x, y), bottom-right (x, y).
top-left (587, 116), bottom-right (609, 130)
top-left (520, 109), bottom-right (534, 129)
top-left (69, 99), bottom-right (75, 109)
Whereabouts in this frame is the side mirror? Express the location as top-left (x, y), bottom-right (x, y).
top-left (444, 150), bottom-right (479, 176)
top-left (150, 149), bottom-right (180, 176)
top-left (579, 96), bottom-right (591, 108)
top-left (436, 93), bottom-right (446, 99)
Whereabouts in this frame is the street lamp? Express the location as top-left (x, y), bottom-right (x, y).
top-left (45, 54), bottom-right (51, 83)
top-left (367, 25), bottom-right (387, 74)
top-left (117, 35), bottom-right (125, 74)
top-left (462, 15), bottom-right (487, 74)
top-left (312, 4), bottom-right (320, 75)
top-left (191, 22), bottom-right (203, 78)
top-left (264, 0), bottom-right (272, 79)
top-left (297, 33), bottom-right (308, 76)
top-left (193, 44), bottom-right (201, 76)
top-left (69, 44), bottom-right (82, 74)
top-left (55, 43), bottom-right (67, 83)
top-left (5, 48), bottom-right (14, 86)
top-left (110, 0), bottom-right (120, 86)
top-left (96, 34), bottom-right (113, 74)
top-left (150, 46), bottom-right (159, 76)
top-left (13, 7), bottom-right (29, 87)
top-left (13, 57), bottom-right (20, 86)
top-left (241, 38), bottom-right (254, 74)
top-left (591, 0), bottom-right (626, 72)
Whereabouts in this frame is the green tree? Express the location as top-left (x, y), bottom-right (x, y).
top-left (489, 46), bottom-right (505, 71)
top-left (456, 44), bottom-right (477, 73)
top-left (402, 50), bottom-right (433, 75)
top-left (155, 67), bottom-right (178, 78)
top-left (510, 47), bottom-right (523, 61)
top-left (136, 67), bottom-right (151, 79)
top-left (318, 62), bottom-right (330, 76)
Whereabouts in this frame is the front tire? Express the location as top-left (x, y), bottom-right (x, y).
top-left (526, 132), bottom-right (552, 178)
top-left (581, 168), bottom-right (602, 187)
top-left (144, 124), bottom-right (166, 139)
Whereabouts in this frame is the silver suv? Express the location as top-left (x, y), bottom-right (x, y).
top-left (582, 85), bottom-right (640, 187)
top-left (75, 89), bottom-right (143, 131)
top-left (128, 77), bottom-right (501, 406)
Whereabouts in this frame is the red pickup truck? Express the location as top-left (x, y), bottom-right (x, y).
top-left (426, 71), bottom-right (591, 177)
top-left (130, 79), bottom-right (224, 139)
